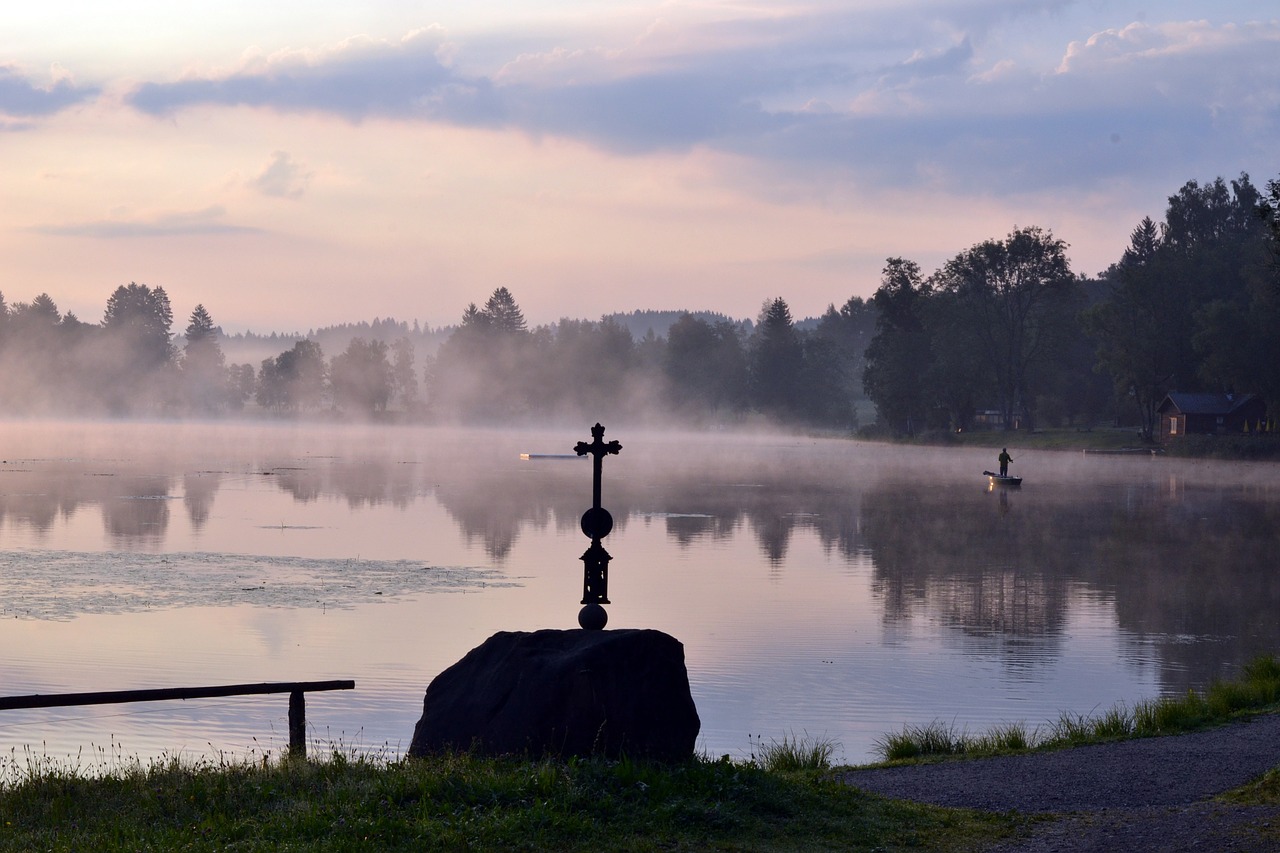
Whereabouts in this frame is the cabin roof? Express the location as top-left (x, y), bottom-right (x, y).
top-left (1158, 392), bottom-right (1262, 416)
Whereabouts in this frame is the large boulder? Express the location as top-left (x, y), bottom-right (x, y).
top-left (409, 628), bottom-right (700, 761)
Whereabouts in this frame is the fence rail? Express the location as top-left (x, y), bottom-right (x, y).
top-left (0, 680), bottom-right (356, 758)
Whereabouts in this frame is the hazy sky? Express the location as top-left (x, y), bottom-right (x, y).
top-left (3, 1), bottom-right (1276, 332)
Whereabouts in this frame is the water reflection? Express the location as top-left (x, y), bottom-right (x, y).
top-left (183, 472), bottom-right (219, 529)
top-left (861, 478), bottom-right (1280, 691)
top-left (863, 482), bottom-right (1069, 635)
top-left (1, 430), bottom-right (1278, 699)
top-left (102, 478), bottom-right (172, 544)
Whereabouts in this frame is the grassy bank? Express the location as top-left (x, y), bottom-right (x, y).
top-left (877, 655), bottom-right (1280, 762)
top-left (7, 654), bottom-right (1280, 851)
top-left (0, 745), bottom-right (1014, 852)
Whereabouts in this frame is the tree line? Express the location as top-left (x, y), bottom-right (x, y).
top-left (0, 171), bottom-right (1274, 431)
top-left (422, 286), bottom-right (873, 426)
top-left (0, 285), bottom-right (425, 417)
top-left (862, 172), bottom-right (1280, 440)
top-left (425, 172), bottom-right (1280, 436)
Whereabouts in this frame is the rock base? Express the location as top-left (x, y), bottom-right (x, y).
top-left (409, 628), bottom-right (700, 761)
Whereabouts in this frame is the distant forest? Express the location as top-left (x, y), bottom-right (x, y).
top-left (0, 172), bottom-right (1276, 437)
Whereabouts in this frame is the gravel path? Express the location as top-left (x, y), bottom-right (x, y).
top-left (840, 713), bottom-right (1280, 851)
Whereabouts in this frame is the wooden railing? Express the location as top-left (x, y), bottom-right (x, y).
top-left (0, 680), bottom-right (356, 758)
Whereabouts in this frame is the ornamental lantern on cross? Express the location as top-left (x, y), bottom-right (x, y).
top-left (573, 422), bottom-right (621, 630)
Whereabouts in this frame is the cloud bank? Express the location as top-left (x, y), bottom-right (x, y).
top-left (0, 66), bottom-right (98, 121)
top-left (33, 206), bottom-right (261, 238)
top-left (114, 11), bottom-right (1280, 196)
top-left (3, 2), bottom-right (1277, 331)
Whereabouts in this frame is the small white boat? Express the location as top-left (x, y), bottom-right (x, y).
top-left (983, 471), bottom-right (1023, 486)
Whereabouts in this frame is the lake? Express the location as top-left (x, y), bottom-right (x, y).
top-left (0, 420), bottom-right (1277, 771)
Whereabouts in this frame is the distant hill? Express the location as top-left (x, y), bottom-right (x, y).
top-left (598, 310), bottom-right (754, 340)
top-left (213, 307), bottom-right (830, 366)
top-left (217, 318), bottom-right (451, 366)
top-left (598, 309), bottom-right (823, 338)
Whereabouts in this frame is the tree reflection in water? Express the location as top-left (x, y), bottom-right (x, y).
top-left (0, 426), bottom-right (1277, 695)
top-left (861, 478), bottom-right (1280, 692)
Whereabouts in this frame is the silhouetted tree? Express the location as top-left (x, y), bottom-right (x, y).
top-left (1263, 176), bottom-right (1280, 262)
top-left (5, 294), bottom-right (67, 412)
top-left (815, 296), bottom-right (876, 402)
top-left (181, 304), bottom-right (227, 412)
top-left (391, 337), bottom-right (419, 411)
top-left (749, 297), bottom-right (804, 418)
top-left (1083, 222), bottom-right (1181, 438)
top-left (1086, 175), bottom-right (1272, 438)
top-left (429, 288), bottom-right (534, 420)
top-left (483, 287), bottom-right (527, 334)
top-left (933, 227), bottom-right (1080, 431)
top-left (97, 282), bottom-right (176, 412)
top-left (1184, 176), bottom-right (1276, 404)
top-left (863, 259), bottom-right (934, 435)
top-left (797, 333), bottom-right (855, 427)
top-left (257, 340), bottom-right (326, 411)
top-left (102, 283), bottom-right (174, 368)
top-left (227, 363), bottom-right (255, 410)
top-left (529, 317), bottom-right (639, 419)
top-left (330, 338), bottom-right (393, 414)
top-left (664, 314), bottom-right (748, 417)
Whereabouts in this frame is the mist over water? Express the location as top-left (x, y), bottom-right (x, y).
top-left (0, 419), bottom-right (1277, 770)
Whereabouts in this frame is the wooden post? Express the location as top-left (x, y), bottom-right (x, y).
top-left (288, 690), bottom-right (306, 757)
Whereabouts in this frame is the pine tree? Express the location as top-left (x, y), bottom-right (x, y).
top-left (482, 287), bottom-right (528, 334)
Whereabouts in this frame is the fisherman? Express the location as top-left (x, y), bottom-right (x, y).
top-left (998, 448), bottom-right (1012, 478)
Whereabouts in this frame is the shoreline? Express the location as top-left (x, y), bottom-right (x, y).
top-left (853, 425), bottom-right (1280, 461)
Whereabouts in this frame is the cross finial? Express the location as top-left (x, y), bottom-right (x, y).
top-left (574, 422), bottom-right (621, 511)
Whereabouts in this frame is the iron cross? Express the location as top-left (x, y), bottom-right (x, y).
top-left (574, 422), bottom-right (621, 512)
top-left (573, 423), bottom-right (621, 628)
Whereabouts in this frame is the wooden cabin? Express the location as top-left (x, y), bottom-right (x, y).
top-left (1156, 392), bottom-right (1268, 442)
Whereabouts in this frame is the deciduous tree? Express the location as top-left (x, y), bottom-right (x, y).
top-left (257, 340), bottom-right (326, 411)
top-left (933, 227), bottom-right (1080, 431)
top-left (330, 338), bottom-right (393, 414)
top-left (663, 314), bottom-right (748, 416)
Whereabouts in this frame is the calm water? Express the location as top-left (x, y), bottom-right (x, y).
top-left (0, 420), bottom-right (1277, 770)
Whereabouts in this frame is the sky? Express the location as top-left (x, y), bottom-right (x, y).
top-left (2, 1), bottom-right (1277, 333)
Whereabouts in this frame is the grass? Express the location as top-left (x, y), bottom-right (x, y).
top-left (12, 657), bottom-right (1280, 850)
top-left (860, 425), bottom-right (1152, 452)
top-left (747, 731), bottom-right (840, 773)
top-left (876, 654), bottom-right (1280, 762)
top-left (1223, 767), bottom-right (1280, 806)
top-left (1163, 433), bottom-right (1280, 460)
top-left (0, 740), bottom-right (1015, 852)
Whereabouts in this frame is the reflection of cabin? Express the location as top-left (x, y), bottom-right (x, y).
top-left (1157, 392), bottom-right (1267, 442)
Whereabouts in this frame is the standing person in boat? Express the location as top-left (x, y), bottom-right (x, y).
top-left (998, 448), bottom-right (1012, 478)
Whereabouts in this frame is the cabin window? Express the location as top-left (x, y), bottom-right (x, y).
top-left (1168, 416), bottom-right (1178, 435)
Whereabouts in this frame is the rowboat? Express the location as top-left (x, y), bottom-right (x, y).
top-left (983, 470), bottom-right (1022, 487)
